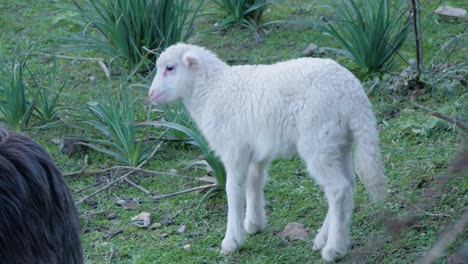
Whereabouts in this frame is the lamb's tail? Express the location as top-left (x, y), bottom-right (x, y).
top-left (350, 108), bottom-right (388, 203)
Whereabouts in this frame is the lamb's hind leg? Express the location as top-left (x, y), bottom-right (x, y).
top-left (221, 149), bottom-right (250, 254)
top-left (300, 140), bottom-right (354, 262)
top-left (312, 144), bottom-right (354, 252)
top-left (244, 160), bottom-right (268, 234)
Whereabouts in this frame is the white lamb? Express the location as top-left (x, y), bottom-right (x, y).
top-left (148, 43), bottom-right (388, 262)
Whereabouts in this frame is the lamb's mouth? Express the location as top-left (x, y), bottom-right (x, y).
top-left (150, 91), bottom-right (165, 103)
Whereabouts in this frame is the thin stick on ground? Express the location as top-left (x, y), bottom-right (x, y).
top-left (64, 166), bottom-right (194, 180)
top-left (124, 178), bottom-right (151, 195)
top-left (153, 184), bottom-right (217, 201)
top-left (74, 181), bottom-right (103, 194)
top-left (410, 101), bottom-right (468, 130)
top-left (417, 207), bottom-right (468, 264)
top-left (77, 141), bottom-right (163, 205)
top-left (83, 205), bottom-right (113, 218)
top-left (107, 247), bottom-right (115, 264)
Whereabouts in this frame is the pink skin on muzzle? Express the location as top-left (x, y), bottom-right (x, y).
top-left (148, 90), bottom-right (164, 104)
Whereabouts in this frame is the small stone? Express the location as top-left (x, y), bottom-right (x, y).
top-left (302, 43), bottom-right (318, 56)
top-left (115, 199), bottom-right (126, 206)
top-left (106, 213), bottom-right (118, 220)
top-left (435, 6), bottom-right (467, 19)
top-left (279, 222), bottom-right (310, 241)
top-left (183, 244), bottom-right (191, 250)
top-left (178, 224), bottom-right (187, 234)
top-left (149, 223), bottom-right (162, 230)
top-left (123, 200), bottom-right (140, 210)
top-left (115, 198), bottom-right (140, 210)
top-left (131, 212), bottom-right (151, 228)
top-left (159, 233), bottom-right (169, 238)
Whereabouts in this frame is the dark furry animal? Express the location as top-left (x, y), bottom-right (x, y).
top-left (0, 128), bottom-right (83, 264)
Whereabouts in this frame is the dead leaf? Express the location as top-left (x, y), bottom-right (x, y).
top-left (279, 222), bottom-right (310, 241)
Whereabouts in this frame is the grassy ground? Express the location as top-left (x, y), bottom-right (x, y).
top-left (1, 0), bottom-right (467, 263)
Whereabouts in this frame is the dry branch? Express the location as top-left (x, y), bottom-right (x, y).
top-left (153, 184), bottom-right (217, 201)
top-left (410, 101), bottom-right (468, 130)
top-left (77, 142), bottom-right (163, 205)
top-left (417, 208), bottom-right (468, 264)
top-left (64, 166), bottom-right (194, 180)
top-left (33, 52), bottom-right (110, 78)
top-left (124, 178), bottom-right (150, 195)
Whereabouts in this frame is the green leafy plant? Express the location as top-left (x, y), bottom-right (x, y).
top-left (77, 83), bottom-right (155, 166)
top-left (0, 50), bottom-right (37, 131)
top-left (69, 0), bottom-right (204, 70)
top-left (142, 120), bottom-right (226, 190)
top-left (32, 56), bottom-right (70, 123)
top-left (284, 0), bottom-right (410, 74)
top-left (212, 0), bottom-right (274, 29)
top-left (321, 0), bottom-right (410, 74)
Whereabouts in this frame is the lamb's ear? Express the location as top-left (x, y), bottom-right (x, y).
top-left (182, 51), bottom-right (200, 68)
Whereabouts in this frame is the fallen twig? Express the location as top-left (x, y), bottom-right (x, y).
top-left (83, 205), bottom-right (113, 218)
top-left (415, 206), bottom-right (450, 218)
top-left (124, 178), bottom-right (151, 195)
top-left (417, 207), bottom-right (468, 264)
top-left (77, 141), bottom-right (163, 205)
top-left (105, 229), bottom-right (124, 241)
top-left (33, 52), bottom-right (110, 78)
top-left (65, 166), bottom-right (193, 180)
top-left (153, 184), bottom-right (217, 201)
top-left (74, 181), bottom-right (103, 194)
top-left (410, 101), bottom-right (468, 130)
top-left (107, 246), bottom-right (115, 264)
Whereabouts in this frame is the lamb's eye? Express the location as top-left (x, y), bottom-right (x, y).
top-left (166, 65), bottom-right (175, 72)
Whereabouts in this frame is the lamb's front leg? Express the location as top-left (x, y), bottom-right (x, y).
top-left (244, 161), bottom-right (268, 234)
top-left (221, 154), bottom-right (249, 254)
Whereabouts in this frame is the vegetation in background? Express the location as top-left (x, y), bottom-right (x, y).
top-left (321, 0), bottom-right (410, 74)
top-left (76, 83), bottom-right (155, 166)
top-left (32, 55), bottom-right (70, 124)
top-left (212, 0), bottom-right (275, 29)
top-left (0, 49), bottom-right (36, 131)
top-left (69, 0), bottom-right (204, 70)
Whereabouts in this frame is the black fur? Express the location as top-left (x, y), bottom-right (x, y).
top-left (0, 128), bottom-right (83, 264)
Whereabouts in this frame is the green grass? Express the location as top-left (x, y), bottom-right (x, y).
top-left (0, 0), bottom-right (467, 263)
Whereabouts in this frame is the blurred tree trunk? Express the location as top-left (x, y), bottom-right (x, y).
top-left (411, 0), bottom-right (423, 80)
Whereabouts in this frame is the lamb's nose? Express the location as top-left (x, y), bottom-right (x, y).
top-left (148, 90), bottom-right (155, 98)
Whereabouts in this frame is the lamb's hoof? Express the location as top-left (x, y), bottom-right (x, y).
top-left (321, 245), bottom-right (348, 262)
top-left (244, 219), bottom-right (266, 234)
top-left (221, 236), bottom-right (243, 255)
top-left (312, 232), bottom-right (327, 251)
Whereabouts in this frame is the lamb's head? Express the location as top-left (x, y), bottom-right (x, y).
top-left (148, 43), bottom-right (203, 105)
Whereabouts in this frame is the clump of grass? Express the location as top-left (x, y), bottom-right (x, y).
top-left (32, 55), bottom-right (70, 124)
top-left (77, 83), bottom-right (155, 166)
top-left (321, 0), bottom-right (410, 74)
top-left (0, 49), bottom-right (36, 131)
top-left (69, 0), bottom-right (204, 70)
top-left (213, 0), bottom-right (274, 29)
